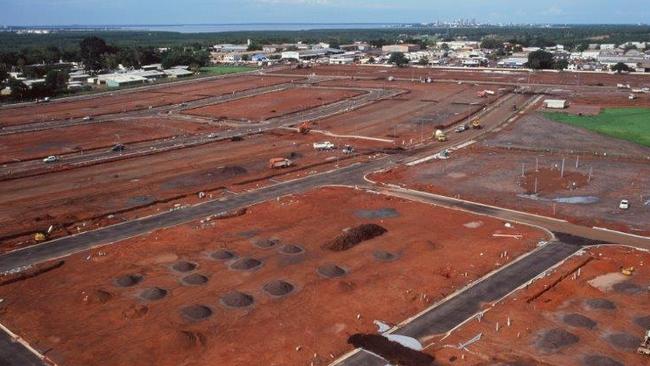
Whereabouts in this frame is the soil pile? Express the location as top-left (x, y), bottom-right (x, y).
top-left (348, 333), bottom-right (436, 366)
top-left (172, 261), bottom-right (197, 273)
top-left (317, 264), bottom-right (347, 278)
top-left (211, 249), bottom-right (236, 261)
top-left (612, 281), bottom-right (644, 295)
top-left (323, 224), bottom-right (387, 252)
top-left (373, 250), bottom-right (399, 262)
top-left (182, 274), bottom-right (209, 286)
top-left (181, 305), bottom-right (213, 321)
top-left (263, 280), bottom-right (295, 297)
top-left (635, 315), bottom-right (650, 328)
top-left (584, 298), bottom-right (616, 310)
top-left (114, 274), bottom-right (143, 288)
top-left (254, 238), bottom-right (280, 249)
top-left (230, 258), bottom-right (263, 271)
top-left (536, 328), bottom-right (579, 352)
top-left (562, 313), bottom-right (597, 329)
top-left (605, 333), bottom-right (640, 350)
top-left (220, 291), bottom-right (254, 308)
top-left (140, 287), bottom-right (168, 301)
top-left (217, 165), bottom-right (247, 177)
top-left (582, 355), bottom-right (624, 366)
top-left (279, 244), bottom-right (305, 255)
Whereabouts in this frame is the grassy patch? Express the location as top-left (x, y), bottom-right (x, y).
top-left (544, 108), bottom-right (650, 147)
top-left (200, 66), bottom-right (256, 75)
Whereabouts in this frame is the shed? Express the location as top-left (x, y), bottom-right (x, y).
top-left (544, 99), bottom-right (567, 109)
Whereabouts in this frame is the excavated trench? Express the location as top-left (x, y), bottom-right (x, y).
top-left (263, 280), bottom-right (295, 297)
top-left (171, 261), bottom-right (198, 273)
top-left (323, 224), bottom-right (387, 252)
top-left (220, 291), bottom-right (254, 308)
top-left (317, 264), bottom-right (347, 278)
top-left (181, 305), bottom-right (213, 321)
top-left (182, 274), bottom-right (209, 286)
top-left (211, 249), bottom-right (237, 261)
top-left (140, 287), bottom-right (168, 301)
top-left (230, 257), bottom-right (263, 271)
top-left (114, 274), bottom-right (144, 288)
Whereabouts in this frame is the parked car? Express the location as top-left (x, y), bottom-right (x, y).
top-left (82, 116), bottom-right (93, 121)
top-left (619, 199), bottom-right (630, 210)
top-left (42, 155), bottom-right (58, 163)
top-left (455, 124), bottom-right (468, 133)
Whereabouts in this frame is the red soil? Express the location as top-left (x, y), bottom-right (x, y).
top-left (427, 246), bottom-right (650, 366)
top-left (272, 64), bottom-right (650, 88)
top-left (0, 187), bottom-right (546, 366)
top-left (520, 168), bottom-right (590, 195)
top-left (0, 118), bottom-right (222, 163)
top-left (184, 87), bottom-right (363, 121)
top-left (0, 130), bottom-right (390, 249)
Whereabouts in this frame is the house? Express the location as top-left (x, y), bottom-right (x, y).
top-left (164, 68), bottom-right (194, 78)
top-left (497, 57), bottom-right (528, 69)
top-left (382, 44), bottom-right (421, 53)
top-left (329, 54), bottom-right (355, 65)
top-left (600, 44), bottom-right (616, 50)
top-left (142, 64), bottom-right (162, 71)
top-left (104, 74), bottom-right (147, 88)
top-left (251, 54), bottom-right (269, 62)
top-left (213, 43), bottom-right (249, 53)
top-left (544, 99), bottom-right (567, 109)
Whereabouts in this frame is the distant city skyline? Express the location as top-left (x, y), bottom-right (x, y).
top-left (1, 0), bottom-right (649, 26)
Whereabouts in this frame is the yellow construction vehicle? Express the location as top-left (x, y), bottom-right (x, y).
top-left (298, 122), bottom-right (311, 134)
top-left (621, 266), bottom-right (635, 276)
top-left (34, 232), bottom-right (47, 242)
top-left (471, 119), bottom-right (482, 129)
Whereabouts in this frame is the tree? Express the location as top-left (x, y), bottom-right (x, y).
top-left (8, 78), bottom-right (30, 100)
top-left (480, 38), bottom-right (502, 50)
top-left (45, 69), bottom-right (68, 92)
top-left (0, 63), bottom-right (8, 85)
top-left (367, 56), bottom-right (376, 64)
top-left (80, 36), bottom-right (110, 72)
top-left (247, 42), bottom-right (262, 51)
top-left (611, 62), bottom-right (631, 73)
top-left (554, 59), bottom-right (569, 70)
top-left (440, 43), bottom-right (450, 51)
top-left (388, 52), bottom-right (409, 67)
top-left (526, 50), bottom-right (555, 70)
top-left (418, 56), bottom-right (429, 66)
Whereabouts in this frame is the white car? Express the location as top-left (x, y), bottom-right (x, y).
top-left (82, 116), bottom-right (93, 121)
top-left (42, 155), bottom-right (58, 163)
top-left (619, 199), bottom-right (630, 210)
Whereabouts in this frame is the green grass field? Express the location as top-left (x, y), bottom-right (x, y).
top-left (544, 108), bottom-right (650, 147)
top-left (199, 65), bottom-right (257, 75)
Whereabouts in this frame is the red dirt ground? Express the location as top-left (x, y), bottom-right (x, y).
top-left (0, 130), bottom-right (391, 250)
top-left (273, 64), bottom-right (650, 88)
top-left (311, 79), bottom-right (497, 142)
top-left (0, 75), bottom-right (301, 126)
top-left (0, 187), bottom-right (546, 366)
top-left (371, 146), bottom-right (650, 235)
top-left (0, 118), bottom-right (223, 163)
top-left (427, 245), bottom-right (650, 366)
top-left (184, 87), bottom-right (363, 121)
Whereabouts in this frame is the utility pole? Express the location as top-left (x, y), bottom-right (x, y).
top-left (560, 158), bottom-right (565, 178)
top-left (575, 155), bottom-right (580, 169)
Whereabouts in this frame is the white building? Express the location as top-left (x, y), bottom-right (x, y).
top-left (544, 99), bottom-right (567, 109)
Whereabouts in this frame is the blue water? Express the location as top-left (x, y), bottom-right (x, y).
top-left (30, 23), bottom-right (402, 33)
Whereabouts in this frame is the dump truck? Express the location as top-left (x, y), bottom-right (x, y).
top-left (471, 119), bottom-right (482, 129)
top-left (434, 129), bottom-right (447, 142)
top-left (638, 330), bottom-right (650, 356)
top-left (268, 158), bottom-right (293, 169)
top-left (313, 141), bottom-right (335, 151)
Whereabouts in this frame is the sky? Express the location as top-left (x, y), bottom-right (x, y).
top-left (1, 0), bottom-right (649, 26)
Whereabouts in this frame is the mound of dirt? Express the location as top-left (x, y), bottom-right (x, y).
top-left (217, 165), bottom-right (247, 177)
top-left (348, 333), bottom-right (436, 366)
top-left (536, 328), bottom-right (579, 352)
top-left (263, 280), bottom-right (295, 297)
top-left (584, 298), bottom-right (617, 310)
top-left (122, 304), bottom-right (148, 319)
top-left (317, 264), bottom-right (347, 278)
top-left (279, 244), bottom-right (305, 255)
top-left (220, 291), bottom-right (254, 308)
top-left (605, 332), bottom-right (640, 350)
top-left (582, 355), bottom-right (623, 366)
top-left (211, 249), bottom-right (236, 261)
top-left (140, 287), bottom-right (168, 301)
top-left (230, 258), bottom-right (263, 271)
top-left (114, 274), bottom-right (143, 288)
top-left (562, 313), bottom-right (597, 329)
top-left (635, 315), bottom-right (650, 328)
top-left (171, 261), bottom-right (197, 273)
top-left (181, 305), bottom-right (213, 321)
top-left (85, 289), bottom-right (113, 305)
top-left (254, 238), bottom-right (280, 249)
top-left (323, 224), bottom-right (387, 252)
top-left (373, 250), bottom-right (399, 262)
top-left (182, 274), bottom-right (209, 286)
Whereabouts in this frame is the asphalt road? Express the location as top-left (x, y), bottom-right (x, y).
top-left (0, 331), bottom-right (43, 366)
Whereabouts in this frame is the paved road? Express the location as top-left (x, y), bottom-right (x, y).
top-left (0, 331), bottom-right (43, 366)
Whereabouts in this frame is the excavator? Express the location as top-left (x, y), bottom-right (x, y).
top-left (639, 329), bottom-right (650, 356)
top-left (298, 122), bottom-right (311, 134)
